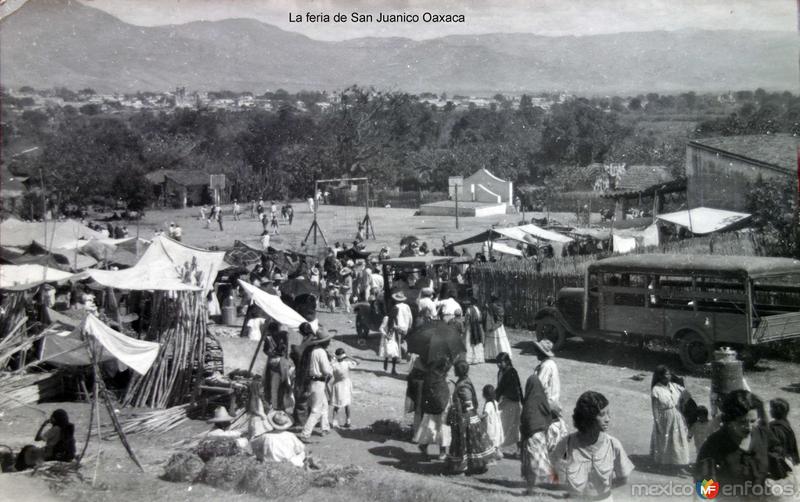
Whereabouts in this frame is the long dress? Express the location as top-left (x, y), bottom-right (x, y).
top-left (520, 374), bottom-right (568, 488)
top-left (483, 301), bottom-right (511, 360)
top-left (331, 359), bottom-right (357, 407)
top-left (482, 400), bottom-right (504, 450)
top-left (445, 378), bottom-right (496, 474)
top-left (650, 382), bottom-right (691, 465)
top-left (413, 364), bottom-right (452, 448)
top-left (463, 305), bottom-right (485, 364)
top-left (535, 358), bottom-right (561, 412)
top-left (496, 367), bottom-right (523, 448)
top-left (378, 316), bottom-right (401, 359)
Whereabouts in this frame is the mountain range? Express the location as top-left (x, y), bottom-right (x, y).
top-left (1, 0), bottom-right (797, 95)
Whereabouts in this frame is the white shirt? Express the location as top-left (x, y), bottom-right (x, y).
top-left (437, 297), bottom-right (463, 317)
top-left (309, 347), bottom-right (333, 379)
top-left (257, 432), bottom-right (306, 467)
top-left (172, 226), bottom-right (182, 238)
top-left (393, 303), bottom-right (413, 333)
top-left (535, 358), bottom-right (560, 409)
top-left (416, 297), bottom-right (437, 319)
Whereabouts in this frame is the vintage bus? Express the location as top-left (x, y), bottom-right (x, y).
top-left (533, 255), bottom-right (800, 370)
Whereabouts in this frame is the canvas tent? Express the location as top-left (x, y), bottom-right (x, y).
top-left (0, 264), bottom-right (74, 290)
top-left (491, 242), bottom-right (524, 257)
top-left (87, 235), bottom-right (225, 292)
top-left (656, 207), bottom-right (751, 235)
top-left (451, 223), bottom-right (573, 247)
top-left (238, 280), bottom-right (319, 331)
top-left (0, 218), bottom-right (105, 249)
top-left (40, 312), bottom-right (159, 375)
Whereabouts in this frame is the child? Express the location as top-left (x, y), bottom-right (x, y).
top-left (688, 405), bottom-right (712, 452)
top-left (330, 348), bottom-right (359, 428)
top-left (270, 212), bottom-right (279, 234)
top-left (769, 398), bottom-right (800, 480)
top-left (378, 316), bottom-right (401, 375)
top-left (482, 385), bottom-right (504, 459)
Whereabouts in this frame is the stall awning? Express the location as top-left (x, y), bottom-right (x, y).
top-left (41, 313), bottom-right (160, 375)
top-left (656, 207), bottom-right (751, 235)
top-left (451, 223), bottom-right (573, 247)
top-left (238, 280), bottom-right (319, 332)
top-left (0, 264), bottom-right (74, 290)
top-left (87, 235), bottom-right (225, 291)
top-left (491, 242), bottom-right (524, 257)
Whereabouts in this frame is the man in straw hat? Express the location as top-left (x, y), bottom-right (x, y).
top-left (390, 291), bottom-right (413, 362)
top-left (298, 330), bottom-right (335, 443)
top-left (532, 339), bottom-right (560, 413)
top-left (206, 406), bottom-right (249, 449)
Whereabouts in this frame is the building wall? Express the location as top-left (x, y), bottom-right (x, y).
top-left (163, 179), bottom-right (208, 208)
top-left (461, 169), bottom-right (513, 205)
top-left (686, 144), bottom-right (791, 211)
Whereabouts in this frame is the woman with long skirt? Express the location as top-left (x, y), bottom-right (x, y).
top-left (650, 365), bottom-right (691, 475)
top-left (495, 352), bottom-right (523, 455)
top-left (483, 293), bottom-right (511, 361)
top-left (446, 360), bottom-right (496, 474)
top-left (462, 298), bottom-right (485, 364)
top-left (520, 371), bottom-right (568, 492)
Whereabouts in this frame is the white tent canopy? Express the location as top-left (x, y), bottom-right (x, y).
top-left (656, 207), bottom-right (751, 235)
top-left (0, 264), bottom-right (74, 290)
top-left (490, 242), bottom-right (524, 257)
top-left (0, 217), bottom-right (105, 249)
top-left (87, 235), bottom-right (225, 292)
top-left (451, 223), bottom-right (573, 247)
top-left (41, 313), bottom-right (160, 375)
top-left (239, 280), bottom-right (319, 332)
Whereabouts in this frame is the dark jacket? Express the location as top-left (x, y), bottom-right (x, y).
top-left (695, 426), bottom-right (771, 490)
top-left (768, 419), bottom-right (800, 479)
top-left (421, 367), bottom-right (451, 415)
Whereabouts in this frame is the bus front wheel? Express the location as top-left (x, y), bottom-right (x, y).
top-left (678, 331), bottom-right (712, 372)
top-left (535, 317), bottom-right (566, 351)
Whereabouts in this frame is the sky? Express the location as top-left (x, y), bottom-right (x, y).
top-left (1, 0), bottom-right (797, 40)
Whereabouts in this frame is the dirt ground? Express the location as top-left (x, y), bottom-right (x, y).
top-left (3, 205), bottom-right (799, 500)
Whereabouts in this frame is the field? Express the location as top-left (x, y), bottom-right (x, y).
top-left (3, 204), bottom-right (800, 502)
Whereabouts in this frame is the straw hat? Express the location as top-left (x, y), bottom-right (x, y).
top-left (533, 339), bottom-right (555, 358)
top-left (346, 260), bottom-right (355, 267)
top-left (420, 287), bottom-right (434, 297)
top-left (392, 292), bottom-right (407, 302)
top-left (339, 267), bottom-right (352, 276)
top-left (310, 267), bottom-right (320, 276)
top-left (266, 410), bottom-right (293, 431)
top-left (207, 406), bottom-right (235, 424)
top-left (307, 330), bottom-right (335, 346)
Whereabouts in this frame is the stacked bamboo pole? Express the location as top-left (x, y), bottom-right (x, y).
top-left (122, 290), bottom-right (208, 408)
top-left (103, 403), bottom-right (199, 436)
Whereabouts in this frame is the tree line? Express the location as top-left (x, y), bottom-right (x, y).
top-left (2, 86), bottom-right (798, 215)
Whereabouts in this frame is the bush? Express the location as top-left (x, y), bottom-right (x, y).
top-left (162, 452), bottom-right (204, 483)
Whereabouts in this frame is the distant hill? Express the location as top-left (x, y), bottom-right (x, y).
top-left (1, 0), bottom-right (797, 94)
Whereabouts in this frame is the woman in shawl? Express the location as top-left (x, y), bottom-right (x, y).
top-left (446, 360), bottom-right (495, 474)
top-left (462, 298), bottom-right (485, 364)
top-left (649, 365), bottom-right (691, 474)
top-left (495, 352), bottom-right (523, 454)
top-left (406, 357), bottom-right (428, 432)
top-left (520, 372), bottom-right (568, 492)
top-left (413, 356), bottom-right (452, 461)
top-left (483, 293), bottom-right (511, 361)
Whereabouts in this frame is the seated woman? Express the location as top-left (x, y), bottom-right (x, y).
top-left (245, 379), bottom-right (306, 468)
top-left (35, 409), bottom-right (76, 462)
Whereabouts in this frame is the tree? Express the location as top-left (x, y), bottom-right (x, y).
top-left (111, 169), bottom-right (152, 211)
top-left (628, 97), bottom-right (642, 111)
top-left (79, 103), bottom-right (101, 115)
top-left (747, 177), bottom-right (799, 258)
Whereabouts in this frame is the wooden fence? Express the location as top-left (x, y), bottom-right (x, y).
top-left (472, 232), bottom-right (765, 329)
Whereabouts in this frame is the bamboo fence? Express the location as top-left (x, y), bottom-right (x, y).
top-left (122, 290), bottom-right (208, 408)
top-left (473, 232), bottom-right (765, 329)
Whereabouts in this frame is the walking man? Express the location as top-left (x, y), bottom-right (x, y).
top-left (299, 330), bottom-right (334, 442)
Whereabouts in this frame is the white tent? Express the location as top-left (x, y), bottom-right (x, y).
top-left (41, 313), bottom-right (159, 375)
top-left (238, 280), bottom-right (319, 332)
top-left (0, 264), bottom-right (74, 290)
top-left (87, 235), bottom-right (225, 292)
top-left (451, 223), bottom-right (573, 247)
top-left (490, 242), bottom-right (524, 257)
top-left (656, 207), bottom-right (751, 235)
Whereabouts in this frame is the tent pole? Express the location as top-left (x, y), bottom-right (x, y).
top-left (76, 374), bottom-right (95, 466)
top-left (248, 335), bottom-right (265, 374)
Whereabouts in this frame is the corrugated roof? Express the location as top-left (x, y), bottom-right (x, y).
top-left (690, 134), bottom-right (798, 174)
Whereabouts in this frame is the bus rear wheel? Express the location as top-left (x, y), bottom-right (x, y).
top-left (535, 317), bottom-right (566, 351)
top-left (678, 331), bottom-right (712, 372)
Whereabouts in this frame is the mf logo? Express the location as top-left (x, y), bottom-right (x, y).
top-left (696, 479), bottom-right (720, 499)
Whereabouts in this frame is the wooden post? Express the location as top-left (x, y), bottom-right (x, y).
top-left (455, 184), bottom-right (459, 230)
